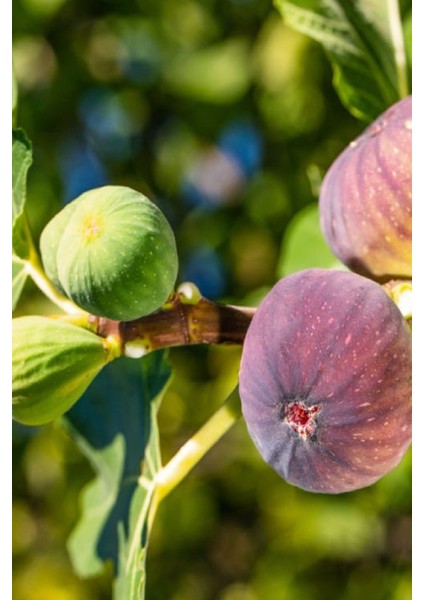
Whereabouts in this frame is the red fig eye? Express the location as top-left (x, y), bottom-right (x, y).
top-left (239, 268), bottom-right (411, 494)
top-left (283, 401), bottom-right (321, 439)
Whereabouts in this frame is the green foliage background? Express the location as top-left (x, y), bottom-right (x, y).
top-left (12, 0), bottom-right (411, 598)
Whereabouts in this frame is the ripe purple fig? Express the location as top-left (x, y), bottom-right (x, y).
top-left (319, 96), bottom-right (412, 281)
top-left (239, 269), bottom-right (411, 494)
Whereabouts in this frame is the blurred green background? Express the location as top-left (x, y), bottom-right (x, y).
top-left (12, 0), bottom-right (411, 599)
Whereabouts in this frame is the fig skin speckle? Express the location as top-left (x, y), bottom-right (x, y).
top-left (319, 96), bottom-right (412, 281)
top-left (239, 269), bottom-right (411, 494)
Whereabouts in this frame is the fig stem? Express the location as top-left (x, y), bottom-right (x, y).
top-left (94, 296), bottom-right (255, 356)
top-left (130, 387), bottom-right (241, 567)
top-left (388, 0), bottom-right (409, 99)
top-left (23, 218), bottom-right (88, 316)
top-left (383, 279), bottom-right (412, 324)
top-left (152, 386), bottom-right (242, 507)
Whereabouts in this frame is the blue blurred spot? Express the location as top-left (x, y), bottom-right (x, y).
top-left (181, 149), bottom-right (245, 209)
top-left (180, 247), bottom-right (227, 300)
top-left (181, 177), bottom-right (216, 210)
top-left (118, 24), bottom-right (162, 85)
top-left (78, 88), bottom-right (143, 161)
top-left (58, 137), bottom-right (109, 202)
top-left (180, 120), bottom-right (263, 208)
top-left (218, 120), bottom-right (263, 176)
top-left (124, 58), bottom-right (159, 85)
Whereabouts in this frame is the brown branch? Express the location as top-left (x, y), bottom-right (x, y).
top-left (91, 297), bottom-right (255, 355)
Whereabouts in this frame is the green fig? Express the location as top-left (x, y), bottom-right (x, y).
top-left (40, 186), bottom-right (179, 321)
top-left (39, 196), bottom-right (84, 294)
top-left (12, 316), bottom-right (121, 426)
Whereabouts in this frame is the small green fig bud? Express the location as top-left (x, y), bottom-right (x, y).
top-left (12, 316), bottom-right (121, 426)
top-left (40, 186), bottom-right (179, 321)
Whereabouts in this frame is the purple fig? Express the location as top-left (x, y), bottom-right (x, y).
top-left (239, 269), bottom-right (411, 494)
top-left (319, 96), bottom-right (412, 281)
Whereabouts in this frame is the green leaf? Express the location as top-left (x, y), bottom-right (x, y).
top-left (275, 0), bottom-right (411, 121)
top-left (277, 203), bottom-right (345, 276)
top-left (12, 68), bottom-right (18, 126)
top-left (12, 129), bottom-right (33, 258)
top-left (403, 8), bottom-right (412, 72)
top-left (12, 129), bottom-right (32, 222)
top-left (63, 352), bottom-right (172, 599)
top-left (12, 256), bottom-right (28, 311)
top-left (113, 484), bottom-right (152, 599)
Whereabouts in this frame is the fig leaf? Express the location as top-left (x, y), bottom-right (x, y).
top-left (12, 129), bottom-right (33, 306)
top-left (12, 256), bottom-right (27, 311)
top-left (275, 0), bottom-right (411, 121)
top-left (64, 352), bottom-right (172, 600)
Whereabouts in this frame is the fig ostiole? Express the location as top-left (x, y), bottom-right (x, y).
top-left (12, 316), bottom-right (121, 426)
top-left (319, 96), bottom-right (412, 281)
top-left (40, 186), bottom-right (179, 321)
top-left (239, 269), bottom-right (411, 494)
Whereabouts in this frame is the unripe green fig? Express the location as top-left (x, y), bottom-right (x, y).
top-left (12, 316), bottom-right (121, 426)
top-left (319, 96), bottom-right (412, 281)
top-left (39, 197), bottom-right (84, 294)
top-left (40, 186), bottom-right (179, 321)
